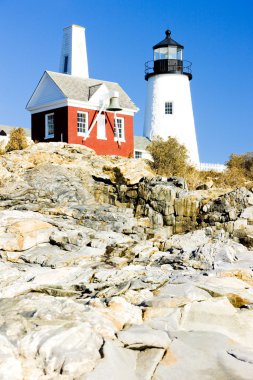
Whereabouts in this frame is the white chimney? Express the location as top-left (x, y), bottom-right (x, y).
top-left (59, 25), bottom-right (89, 78)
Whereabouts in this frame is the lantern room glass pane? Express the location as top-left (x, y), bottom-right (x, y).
top-left (177, 49), bottom-right (183, 60)
top-left (154, 47), bottom-right (168, 60)
top-left (154, 50), bottom-right (159, 60)
top-left (154, 47), bottom-right (183, 61)
top-left (159, 47), bottom-right (168, 59)
top-left (168, 47), bottom-right (177, 59)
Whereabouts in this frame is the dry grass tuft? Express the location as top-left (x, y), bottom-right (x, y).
top-left (147, 138), bottom-right (253, 190)
top-left (5, 128), bottom-right (28, 152)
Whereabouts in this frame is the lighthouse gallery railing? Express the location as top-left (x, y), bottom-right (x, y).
top-left (145, 59), bottom-right (192, 80)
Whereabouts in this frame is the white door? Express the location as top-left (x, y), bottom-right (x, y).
top-left (97, 114), bottom-right (106, 140)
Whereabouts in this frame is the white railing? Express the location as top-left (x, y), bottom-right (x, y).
top-left (198, 162), bottom-right (226, 172)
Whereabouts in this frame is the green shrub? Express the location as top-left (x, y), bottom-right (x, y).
top-left (147, 136), bottom-right (193, 177)
top-left (6, 128), bottom-right (28, 152)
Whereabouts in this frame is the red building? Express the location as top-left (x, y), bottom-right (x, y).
top-left (26, 25), bottom-right (138, 157)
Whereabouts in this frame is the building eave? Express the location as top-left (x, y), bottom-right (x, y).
top-left (27, 99), bottom-right (68, 113)
top-left (27, 98), bottom-right (137, 116)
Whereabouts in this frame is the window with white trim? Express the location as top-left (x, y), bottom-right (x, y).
top-left (165, 102), bottom-right (173, 114)
top-left (45, 113), bottom-right (54, 138)
top-left (135, 151), bottom-right (142, 159)
top-left (114, 117), bottom-right (125, 140)
top-left (77, 112), bottom-right (88, 135)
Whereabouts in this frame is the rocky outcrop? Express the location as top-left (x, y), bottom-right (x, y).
top-left (0, 143), bottom-right (253, 379)
top-left (95, 172), bottom-right (253, 241)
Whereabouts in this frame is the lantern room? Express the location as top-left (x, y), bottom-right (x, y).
top-left (153, 30), bottom-right (183, 61)
top-left (145, 29), bottom-right (192, 80)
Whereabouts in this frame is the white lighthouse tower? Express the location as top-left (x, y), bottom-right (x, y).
top-left (143, 29), bottom-right (199, 164)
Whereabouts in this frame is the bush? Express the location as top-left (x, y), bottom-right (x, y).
top-left (196, 168), bottom-right (245, 189)
top-left (147, 136), bottom-right (193, 177)
top-left (226, 152), bottom-right (253, 180)
top-left (6, 128), bottom-right (28, 152)
top-left (146, 137), bottom-right (251, 190)
top-left (193, 153), bottom-right (253, 189)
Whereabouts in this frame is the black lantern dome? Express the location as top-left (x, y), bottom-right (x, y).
top-left (145, 29), bottom-right (192, 81)
top-left (153, 29), bottom-right (184, 50)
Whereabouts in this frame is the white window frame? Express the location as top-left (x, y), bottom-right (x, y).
top-left (114, 117), bottom-right (125, 141)
top-left (77, 111), bottom-right (89, 136)
top-left (165, 102), bottom-right (173, 115)
top-left (45, 113), bottom-right (55, 139)
top-left (134, 150), bottom-right (143, 159)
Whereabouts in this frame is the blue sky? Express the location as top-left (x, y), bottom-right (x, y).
top-left (0, 0), bottom-right (252, 163)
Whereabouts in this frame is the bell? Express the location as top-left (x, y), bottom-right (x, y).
top-left (107, 96), bottom-right (122, 112)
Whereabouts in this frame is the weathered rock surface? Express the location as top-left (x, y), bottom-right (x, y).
top-left (0, 143), bottom-right (253, 379)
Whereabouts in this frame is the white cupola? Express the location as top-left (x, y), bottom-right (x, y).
top-left (59, 24), bottom-right (89, 78)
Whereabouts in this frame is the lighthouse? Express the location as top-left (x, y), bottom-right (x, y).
top-left (143, 29), bottom-right (199, 164)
